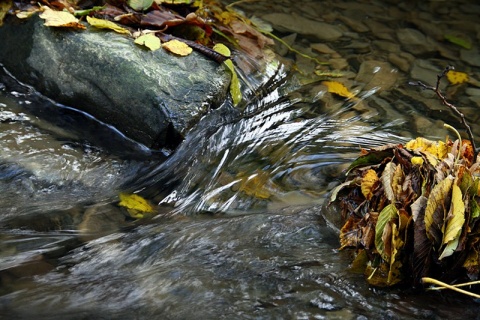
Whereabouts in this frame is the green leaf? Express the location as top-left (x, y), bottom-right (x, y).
top-left (213, 43), bottom-right (231, 57)
top-left (444, 33), bottom-right (472, 50)
top-left (346, 147), bottom-right (395, 174)
top-left (375, 203), bottom-right (398, 262)
top-left (425, 175), bottom-right (453, 245)
top-left (471, 198), bottom-right (480, 221)
top-left (74, 5), bottom-right (106, 17)
top-left (0, 0), bottom-right (12, 27)
top-left (86, 16), bottom-right (131, 35)
top-left (128, 0), bottom-right (154, 11)
top-left (213, 44), bottom-right (242, 106)
top-left (135, 34), bottom-right (161, 51)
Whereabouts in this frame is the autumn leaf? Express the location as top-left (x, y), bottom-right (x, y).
top-left (375, 204), bottom-right (398, 262)
top-left (86, 16), bottom-right (131, 35)
top-left (411, 156), bottom-right (424, 166)
top-left (361, 169), bottom-right (379, 200)
top-left (128, 0), bottom-right (154, 11)
top-left (381, 162), bottom-right (396, 202)
top-left (439, 184), bottom-right (465, 259)
top-left (388, 222), bottom-right (404, 285)
top-left (405, 137), bottom-right (448, 159)
top-left (135, 33), bottom-right (161, 51)
top-left (322, 81), bottom-right (356, 99)
top-left (446, 70), bottom-right (469, 85)
top-left (118, 192), bottom-right (154, 219)
top-left (39, 7), bottom-right (86, 30)
top-left (425, 175), bottom-right (454, 245)
top-left (0, 0), bottom-right (12, 26)
top-left (162, 39), bottom-right (193, 56)
top-left (214, 43), bottom-right (242, 106)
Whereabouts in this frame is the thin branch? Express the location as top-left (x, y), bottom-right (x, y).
top-left (422, 277), bottom-right (480, 299)
top-left (409, 66), bottom-right (477, 162)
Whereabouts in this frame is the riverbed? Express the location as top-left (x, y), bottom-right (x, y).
top-left (1, 0), bottom-right (480, 318)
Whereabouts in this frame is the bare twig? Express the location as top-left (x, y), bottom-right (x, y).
top-left (409, 66), bottom-right (477, 161)
top-left (422, 277), bottom-right (480, 299)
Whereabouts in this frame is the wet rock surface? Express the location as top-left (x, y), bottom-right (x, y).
top-left (0, 15), bottom-right (230, 149)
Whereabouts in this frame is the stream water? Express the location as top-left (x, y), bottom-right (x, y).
top-left (2, 0), bottom-right (480, 319)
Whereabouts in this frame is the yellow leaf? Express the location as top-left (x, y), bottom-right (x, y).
top-left (361, 169), bottom-right (378, 200)
top-left (411, 156), bottom-right (424, 166)
top-left (162, 39), bottom-right (193, 56)
top-left (118, 193), bottom-right (154, 219)
top-left (375, 203), bottom-right (398, 262)
top-left (438, 184), bottom-right (465, 260)
top-left (405, 137), bottom-right (448, 159)
top-left (39, 7), bottom-right (86, 30)
top-left (134, 33), bottom-right (161, 51)
top-left (322, 81), bottom-right (355, 99)
top-left (213, 44), bottom-right (242, 106)
top-left (0, 0), bottom-right (12, 27)
top-left (425, 175), bottom-right (454, 244)
top-left (86, 16), bottom-right (131, 35)
top-left (446, 70), bottom-right (469, 85)
top-left (388, 222), bottom-right (403, 285)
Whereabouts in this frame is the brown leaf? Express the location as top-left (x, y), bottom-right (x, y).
top-left (140, 10), bottom-right (185, 28)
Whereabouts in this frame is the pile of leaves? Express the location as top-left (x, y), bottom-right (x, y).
top-left (330, 131), bottom-right (480, 288)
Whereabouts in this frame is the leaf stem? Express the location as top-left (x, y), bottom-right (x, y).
top-left (422, 277), bottom-right (480, 299)
top-left (444, 123), bottom-right (462, 165)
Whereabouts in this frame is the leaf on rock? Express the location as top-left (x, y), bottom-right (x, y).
top-left (375, 204), bottom-right (398, 262)
top-left (86, 16), bottom-right (131, 35)
top-left (39, 7), bottom-right (86, 30)
top-left (361, 169), bottom-right (379, 200)
top-left (118, 192), bottom-right (154, 219)
top-left (135, 33), bottom-right (161, 51)
top-left (214, 43), bottom-right (242, 106)
top-left (446, 70), bottom-right (469, 85)
top-left (322, 81), bottom-right (355, 99)
top-left (128, 0), bottom-right (154, 11)
top-left (162, 39), bottom-right (193, 56)
top-left (425, 175), bottom-right (454, 245)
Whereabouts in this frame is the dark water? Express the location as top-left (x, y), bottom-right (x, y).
top-left (2, 0), bottom-right (480, 318)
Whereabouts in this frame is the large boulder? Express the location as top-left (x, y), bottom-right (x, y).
top-left (0, 15), bottom-right (230, 149)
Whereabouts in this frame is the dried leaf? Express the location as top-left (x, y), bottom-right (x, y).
top-left (86, 16), bottom-right (131, 35)
top-left (361, 169), bottom-right (379, 200)
top-left (411, 195), bottom-right (427, 222)
top-left (388, 223), bottom-right (404, 285)
top-left (135, 33), bottom-right (161, 51)
top-left (39, 7), bottom-right (86, 30)
top-left (375, 204), bottom-right (398, 262)
top-left (346, 146), bottom-right (396, 173)
top-left (322, 81), bottom-right (355, 99)
top-left (162, 39), bottom-right (192, 56)
top-left (391, 163), bottom-right (404, 201)
top-left (446, 70), bottom-right (469, 85)
top-left (425, 175), bottom-right (454, 245)
top-left (381, 162), bottom-right (396, 202)
top-left (439, 185), bottom-right (465, 259)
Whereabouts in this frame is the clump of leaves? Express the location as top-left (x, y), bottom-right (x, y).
top-left (330, 68), bottom-right (480, 293)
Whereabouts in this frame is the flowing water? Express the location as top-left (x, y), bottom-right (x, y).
top-left (2, 0), bottom-right (480, 319)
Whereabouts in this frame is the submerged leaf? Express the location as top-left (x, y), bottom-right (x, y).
top-left (444, 33), bottom-right (472, 49)
top-left (39, 7), bottom-right (86, 30)
top-left (322, 81), bottom-right (355, 99)
top-left (162, 39), bottom-right (193, 56)
top-left (135, 33), bottom-right (161, 51)
top-left (118, 193), bottom-right (154, 219)
top-left (446, 70), bottom-right (469, 85)
top-left (86, 16), bottom-right (131, 35)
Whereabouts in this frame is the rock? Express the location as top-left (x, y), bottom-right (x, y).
top-left (388, 53), bottom-right (410, 73)
top-left (0, 15), bottom-right (230, 149)
top-left (460, 48), bottom-right (480, 67)
top-left (355, 60), bottom-right (399, 92)
top-left (262, 13), bottom-right (343, 41)
top-left (410, 59), bottom-right (443, 87)
top-left (396, 28), bottom-right (437, 55)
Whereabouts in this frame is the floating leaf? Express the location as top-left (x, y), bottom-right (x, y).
top-left (39, 7), bottom-right (86, 30)
top-left (118, 193), bottom-right (154, 219)
top-left (214, 43), bottom-right (242, 106)
top-left (162, 39), bottom-right (193, 56)
top-left (425, 175), bottom-right (454, 245)
top-left (86, 16), bottom-right (131, 35)
top-left (135, 33), bottom-right (161, 51)
top-left (128, 0), bottom-right (154, 11)
top-left (444, 33), bottom-right (472, 50)
top-left (322, 81), bottom-right (355, 99)
top-left (361, 169), bottom-right (379, 200)
top-left (446, 70), bottom-right (469, 85)
top-left (375, 204), bottom-right (398, 262)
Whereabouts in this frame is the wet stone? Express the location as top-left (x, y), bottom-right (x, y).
top-left (396, 28), bottom-right (438, 55)
top-left (460, 49), bottom-right (480, 67)
top-left (355, 60), bottom-right (399, 92)
top-left (388, 53), bottom-right (410, 73)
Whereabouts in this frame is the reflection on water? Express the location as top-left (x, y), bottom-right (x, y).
top-left (2, 0), bottom-right (480, 318)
